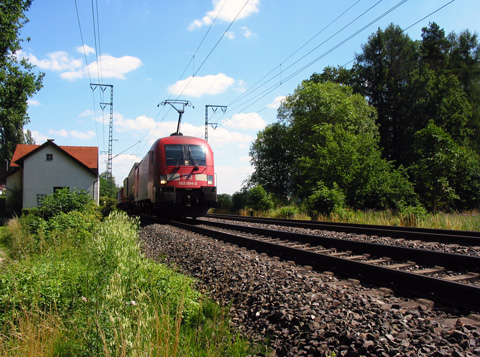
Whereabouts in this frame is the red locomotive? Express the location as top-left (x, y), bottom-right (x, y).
top-left (121, 100), bottom-right (217, 218)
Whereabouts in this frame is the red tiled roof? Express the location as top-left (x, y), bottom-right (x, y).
top-left (10, 144), bottom-right (39, 167)
top-left (10, 142), bottom-right (98, 172)
top-left (60, 146), bottom-right (98, 171)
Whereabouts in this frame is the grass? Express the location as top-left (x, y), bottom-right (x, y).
top-left (233, 206), bottom-right (480, 231)
top-left (0, 207), bottom-right (264, 356)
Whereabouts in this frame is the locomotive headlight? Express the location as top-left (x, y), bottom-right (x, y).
top-left (207, 175), bottom-right (214, 185)
top-left (160, 175), bottom-right (167, 185)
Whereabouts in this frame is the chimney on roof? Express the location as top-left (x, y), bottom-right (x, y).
top-left (47, 139), bottom-right (54, 142)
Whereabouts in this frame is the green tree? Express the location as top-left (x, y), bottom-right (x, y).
top-left (396, 65), bottom-right (472, 162)
top-left (216, 193), bottom-right (232, 212)
top-left (0, 0), bottom-right (44, 169)
top-left (248, 185), bottom-right (273, 213)
top-left (420, 22), bottom-right (450, 74)
top-left (253, 81), bottom-right (418, 211)
top-left (231, 189), bottom-right (249, 213)
top-left (100, 172), bottom-right (117, 199)
top-left (249, 122), bottom-right (294, 198)
top-left (354, 24), bottom-right (418, 162)
top-left (447, 29), bottom-right (480, 151)
top-left (409, 122), bottom-right (480, 211)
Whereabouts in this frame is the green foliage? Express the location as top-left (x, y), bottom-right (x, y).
top-left (249, 122), bottom-right (295, 198)
top-left (248, 22), bottom-right (480, 214)
top-left (99, 195), bottom-right (117, 217)
top-left (280, 81), bottom-right (418, 211)
top-left (307, 182), bottom-right (345, 218)
top-left (99, 171), bottom-right (118, 199)
top-left (216, 193), bottom-right (233, 211)
top-left (35, 188), bottom-right (94, 221)
top-left (248, 185), bottom-right (274, 213)
top-left (272, 205), bottom-right (299, 219)
top-left (231, 189), bottom-right (249, 213)
top-left (410, 122), bottom-right (480, 212)
top-left (0, 210), bottom-right (257, 355)
top-left (0, 0), bottom-right (44, 165)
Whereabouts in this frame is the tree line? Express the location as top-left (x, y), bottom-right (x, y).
top-left (0, 0), bottom-right (43, 172)
top-left (245, 23), bottom-right (480, 215)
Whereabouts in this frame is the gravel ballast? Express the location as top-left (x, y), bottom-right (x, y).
top-left (139, 223), bottom-right (480, 356)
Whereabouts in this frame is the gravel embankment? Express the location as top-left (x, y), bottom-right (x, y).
top-left (200, 217), bottom-right (480, 257)
top-left (140, 223), bottom-right (480, 356)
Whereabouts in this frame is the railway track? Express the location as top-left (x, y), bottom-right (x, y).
top-left (207, 213), bottom-right (480, 246)
top-left (165, 216), bottom-right (480, 312)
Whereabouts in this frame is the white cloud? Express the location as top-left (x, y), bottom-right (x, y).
top-left (110, 153), bottom-right (142, 186)
top-left (222, 112), bottom-right (266, 130)
top-left (26, 51), bottom-right (83, 71)
top-left (235, 79), bottom-right (247, 93)
top-left (240, 26), bottom-right (255, 38)
top-left (23, 49), bottom-right (142, 81)
top-left (225, 31), bottom-right (235, 39)
top-left (79, 110), bottom-right (95, 118)
top-left (70, 130), bottom-right (96, 140)
top-left (168, 73), bottom-right (235, 98)
top-left (208, 126), bottom-right (254, 145)
top-left (28, 99), bottom-right (41, 106)
top-left (49, 129), bottom-right (69, 137)
top-left (48, 129), bottom-right (96, 140)
top-left (30, 130), bottom-right (49, 143)
top-left (76, 44), bottom-right (95, 55)
top-left (114, 113), bottom-right (157, 132)
top-left (61, 54), bottom-right (142, 81)
top-left (267, 95), bottom-right (286, 109)
top-left (188, 0), bottom-right (260, 30)
top-left (215, 165), bottom-right (253, 194)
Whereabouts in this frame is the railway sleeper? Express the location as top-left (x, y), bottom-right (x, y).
top-left (368, 257), bottom-right (391, 264)
top-left (345, 254), bottom-right (371, 261)
top-left (443, 272), bottom-right (480, 282)
top-left (411, 266), bottom-right (445, 275)
top-left (315, 248), bottom-right (336, 254)
top-left (328, 250), bottom-right (352, 257)
top-left (388, 261), bottom-right (416, 269)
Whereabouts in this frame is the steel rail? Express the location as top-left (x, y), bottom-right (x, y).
top-left (206, 214), bottom-right (480, 246)
top-left (200, 219), bottom-right (480, 272)
top-left (169, 219), bottom-right (480, 312)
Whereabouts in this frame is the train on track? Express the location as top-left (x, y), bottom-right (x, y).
top-left (119, 100), bottom-right (217, 218)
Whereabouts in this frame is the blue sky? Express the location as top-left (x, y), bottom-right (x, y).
top-left (20, 0), bottom-right (480, 194)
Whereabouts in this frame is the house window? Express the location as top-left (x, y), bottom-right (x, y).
top-left (46, 154), bottom-right (53, 161)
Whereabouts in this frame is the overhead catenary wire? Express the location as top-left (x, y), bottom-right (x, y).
top-left (136, 1), bottom-right (231, 157)
top-left (137, 0), bottom-right (250, 156)
top-left (227, 0), bottom-right (365, 111)
top-left (220, 0), bottom-right (456, 131)
top-left (74, 0), bottom-right (100, 149)
top-left (224, 0), bottom-right (386, 116)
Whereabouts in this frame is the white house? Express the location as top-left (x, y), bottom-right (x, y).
top-left (4, 139), bottom-right (99, 209)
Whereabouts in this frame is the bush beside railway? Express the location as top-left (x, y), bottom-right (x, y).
top-left (0, 189), bottom-right (258, 355)
top-left (214, 188), bottom-right (480, 231)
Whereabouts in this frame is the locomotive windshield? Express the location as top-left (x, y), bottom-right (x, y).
top-left (165, 144), bottom-right (207, 166)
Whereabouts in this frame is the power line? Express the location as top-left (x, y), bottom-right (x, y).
top-left (171, 0), bottom-right (252, 101)
top-left (138, 0), bottom-right (247, 156)
top-left (221, 0), bottom-right (456, 131)
top-left (227, 0), bottom-right (365, 111)
top-left (224, 0), bottom-right (386, 117)
top-left (74, 0), bottom-right (101, 150)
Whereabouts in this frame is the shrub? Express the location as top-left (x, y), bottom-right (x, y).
top-left (248, 185), bottom-right (274, 212)
top-left (37, 188), bottom-right (94, 220)
top-left (273, 205), bottom-right (299, 219)
top-left (307, 182), bottom-right (345, 218)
